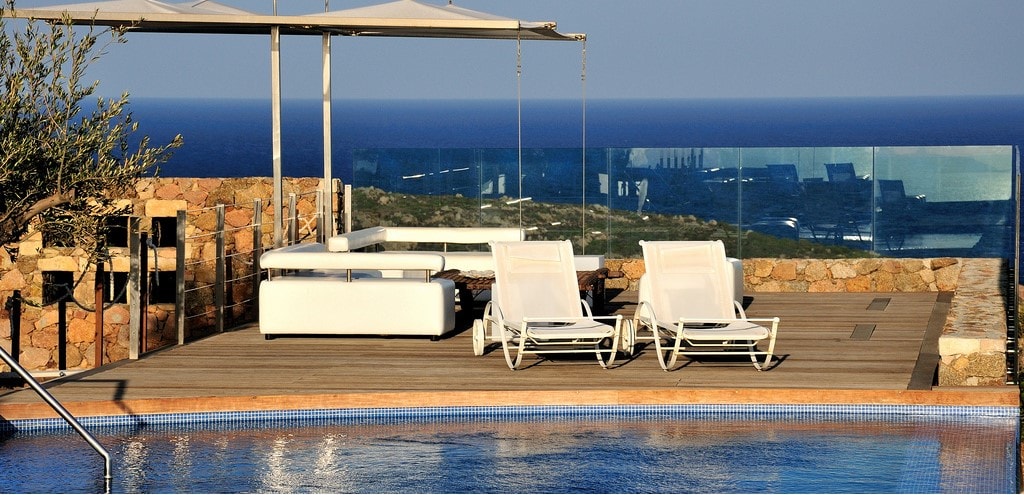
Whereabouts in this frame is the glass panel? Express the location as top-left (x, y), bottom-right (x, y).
top-left (349, 145), bottom-right (1016, 261)
top-left (873, 146), bottom-right (1014, 257)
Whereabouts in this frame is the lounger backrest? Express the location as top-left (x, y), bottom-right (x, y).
top-left (640, 240), bottom-right (734, 321)
top-left (490, 240), bottom-right (583, 323)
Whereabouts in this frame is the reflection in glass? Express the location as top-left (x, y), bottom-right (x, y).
top-left (350, 145), bottom-right (1016, 260)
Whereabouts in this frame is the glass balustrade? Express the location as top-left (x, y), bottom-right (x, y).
top-left (350, 145), bottom-right (1017, 260)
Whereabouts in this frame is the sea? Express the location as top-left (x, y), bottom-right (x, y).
top-left (128, 95), bottom-right (1024, 262)
top-left (129, 95), bottom-right (1024, 182)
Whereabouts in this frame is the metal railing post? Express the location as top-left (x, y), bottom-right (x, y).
top-left (176, 210), bottom-right (186, 345)
top-left (343, 184), bottom-right (352, 233)
top-left (139, 232), bottom-right (149, 355)
top-left (253, 199), bottom-right (263, 317)
top-left (94, 261), bottom-right (104, 368)
top-left (316, 189), bottom-right (325, 244)
top-left (288, 193), bottom-right (298, 245)
top-left (6, 290), bottom-right (20, 365)
top-left (57, 298), bottom-right (67, 371)
top-left (215, 204), bottom-right (226, 334)
top-left (128, 219), bottom-right (141, 360)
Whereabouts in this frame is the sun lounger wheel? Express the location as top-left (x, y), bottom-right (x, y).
top-left (472, 319), bottom-right (486, 356)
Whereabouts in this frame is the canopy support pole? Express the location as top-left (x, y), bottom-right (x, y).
top-left (516, 33), bottom-right (523, 229)
top-left (321, 31), bottom-right (334, 240)
top-left (271, 25), bottom-right (283, 247)
top-left (580, 36), bottom-right (587, 254)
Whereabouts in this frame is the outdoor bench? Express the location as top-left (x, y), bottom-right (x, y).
top-left (326, 226), bottom-right (608, 307)
top-left (258, 242), bottom-right (456, 338)
top-left (326, 225), bottom-right (606, 272)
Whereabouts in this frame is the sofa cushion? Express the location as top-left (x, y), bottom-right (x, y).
top-left (326, 226), bottom-right (387, 251)
top-left (261, 243), bottom-right (445, 272)
top-left (259, 277), bottom-right (456, 336)
top-left (326, 226), bottom-right (524, 252)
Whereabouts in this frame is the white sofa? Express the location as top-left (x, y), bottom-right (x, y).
top-left (326, 226), bottom-right (605, 273)
top-left (326, 226), bottom-right (523, 273)
top-left (258, 243), bottom-right (456, 338)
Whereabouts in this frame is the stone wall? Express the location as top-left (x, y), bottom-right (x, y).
top-left (604, 257), bottom-right (964, 293)
top-left (0, 177), bottom-right (332, 372)
top-left (604, 256), bottom-right (1009, 387)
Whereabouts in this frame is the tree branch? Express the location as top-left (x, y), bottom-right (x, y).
top-left (17, 189), bottom-right (74, 226)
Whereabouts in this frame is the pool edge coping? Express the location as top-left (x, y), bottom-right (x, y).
top-left (0, 387), bottom-right (1017, 422)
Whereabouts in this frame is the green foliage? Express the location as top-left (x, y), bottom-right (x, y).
top-left (0, 1), bottom-right (182, 254)
top-left (350, 187), bottom-right (875, 259)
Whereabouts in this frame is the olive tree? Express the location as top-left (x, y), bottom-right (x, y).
top-left (0, 0), bottom-right (182, 256)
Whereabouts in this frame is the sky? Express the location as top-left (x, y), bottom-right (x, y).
top-left (7, 0), bottom-right (1024, 101)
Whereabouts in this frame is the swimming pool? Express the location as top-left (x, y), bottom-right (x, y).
top-left (0, 405), bottom-right (1017, 493)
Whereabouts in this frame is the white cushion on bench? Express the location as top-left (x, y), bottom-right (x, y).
top-left (326, 226), bottom-right (523, 252)
top-left (261, 242), bottom-right (445, 272)
top-left (259, 277), bottom-right (456, 336)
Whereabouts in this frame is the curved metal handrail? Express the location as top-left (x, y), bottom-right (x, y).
top-left (0, 348), bottom-right (111, 493)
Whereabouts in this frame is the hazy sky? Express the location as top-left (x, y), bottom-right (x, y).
top-left (10, 0), bottom-right (1024, 100)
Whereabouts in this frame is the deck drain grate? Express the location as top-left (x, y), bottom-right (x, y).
top-left (866, 298), bottom-right (891, 311)
top-left (850, 324), bottom-right (876, 340)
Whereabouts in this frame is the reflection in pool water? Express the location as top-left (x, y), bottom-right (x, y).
top-left (0, 409), bottom-right (1016, 493)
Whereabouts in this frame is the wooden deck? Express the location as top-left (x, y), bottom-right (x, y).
top-left (0, 291), bottom-right (1017, 420)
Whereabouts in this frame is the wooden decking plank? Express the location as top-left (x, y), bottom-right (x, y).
top-left (0, 290), bottom-right (1015, 419)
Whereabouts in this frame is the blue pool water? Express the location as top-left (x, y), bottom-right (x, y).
top-left (0, 405), bottom-right (1017, 494)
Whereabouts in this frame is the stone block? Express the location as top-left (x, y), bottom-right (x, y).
top-left (829, 261), bottom-right (857, 279)
top-left (939, 337), bottom-right (981, 356)
top-left (36, 256), bottom-right (78, 272)
top-left (145, 199), bottom-right (188, 218)
top-left (966, 352), bottom-right (1006, 379)
top-left (770, 261), bottom-right (797, 281)
top-left (19, 346), bottom-right (51, 370)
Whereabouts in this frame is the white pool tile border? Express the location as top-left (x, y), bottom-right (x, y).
top-left (3, 403), bottom-right (1018, 433)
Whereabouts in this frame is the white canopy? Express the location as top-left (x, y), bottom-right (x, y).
top-left (12, 0), bottom-right (581, 39)
top-left (20, 0), bottom-right (252, 14)
top-left (312, 0), bottom-right (581, 41)
top-left (9, 0), bottom-right (584, 244)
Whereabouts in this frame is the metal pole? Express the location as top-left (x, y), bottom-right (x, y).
top-left (344, 184), bottom-right (352, 233)
top-left (316, 189), bottom-right (325, 244)
top-left (271, 25), bottom-right (284, 248)
top-left (215, 204), bottom-right (226, 334)
top-left (8, 290), bottom-right (20, 365)
top-left (252, 198), bottom-right (263, 318)
top-left (128, 219), bottom-right (140, 360)
top-left (322, 31), bottom-right (335, 239)
top-left (57, 298), bottom-right (66, 371)
top-left (139, 232), bottom-right (149, 355)
top-left (94, 261), bottom-right (103, 368)
top-left (288, 193), bottom-right (298, 245)
top-left (175, 210), bottom-right (186, 345)
top-left (0, 346), bottom-right (111, 490)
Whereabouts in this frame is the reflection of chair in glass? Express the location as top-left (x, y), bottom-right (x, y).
top-left (473, 240), bottom-right (624, 369)
top-left (799, 181), bottom-right (850, 242)
top-left (825, 162), bottom-right (858, 182)
top-left (876, 179), bottom-right (926, 250)
top-left (820, 162), bottom-right (871, 242)
top-left (632, 240), bottom-right (780, 371)
top-left (766, 163), bottom-right (801, 196)
top-left (766, 163), bottom-right (799, 184)
top-left (750, 217), bottom-right (800, 240)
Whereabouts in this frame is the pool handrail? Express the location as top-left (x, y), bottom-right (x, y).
top-left (0, 347), bottom-right (111, 493)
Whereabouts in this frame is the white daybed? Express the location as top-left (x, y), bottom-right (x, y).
top-left (258, 242), bottom-right (456, 338)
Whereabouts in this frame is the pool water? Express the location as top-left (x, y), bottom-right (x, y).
top-left (0, 406), bottom-right (1017, 493)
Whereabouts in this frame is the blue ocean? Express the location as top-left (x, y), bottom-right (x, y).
top-left (131, 95), bottom-right (1024, 183)
top-left (129, 96), bottom-right (1022, 262)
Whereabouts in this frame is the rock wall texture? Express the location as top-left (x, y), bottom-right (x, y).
top-left (1, 177), bottom-right (331, 372)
